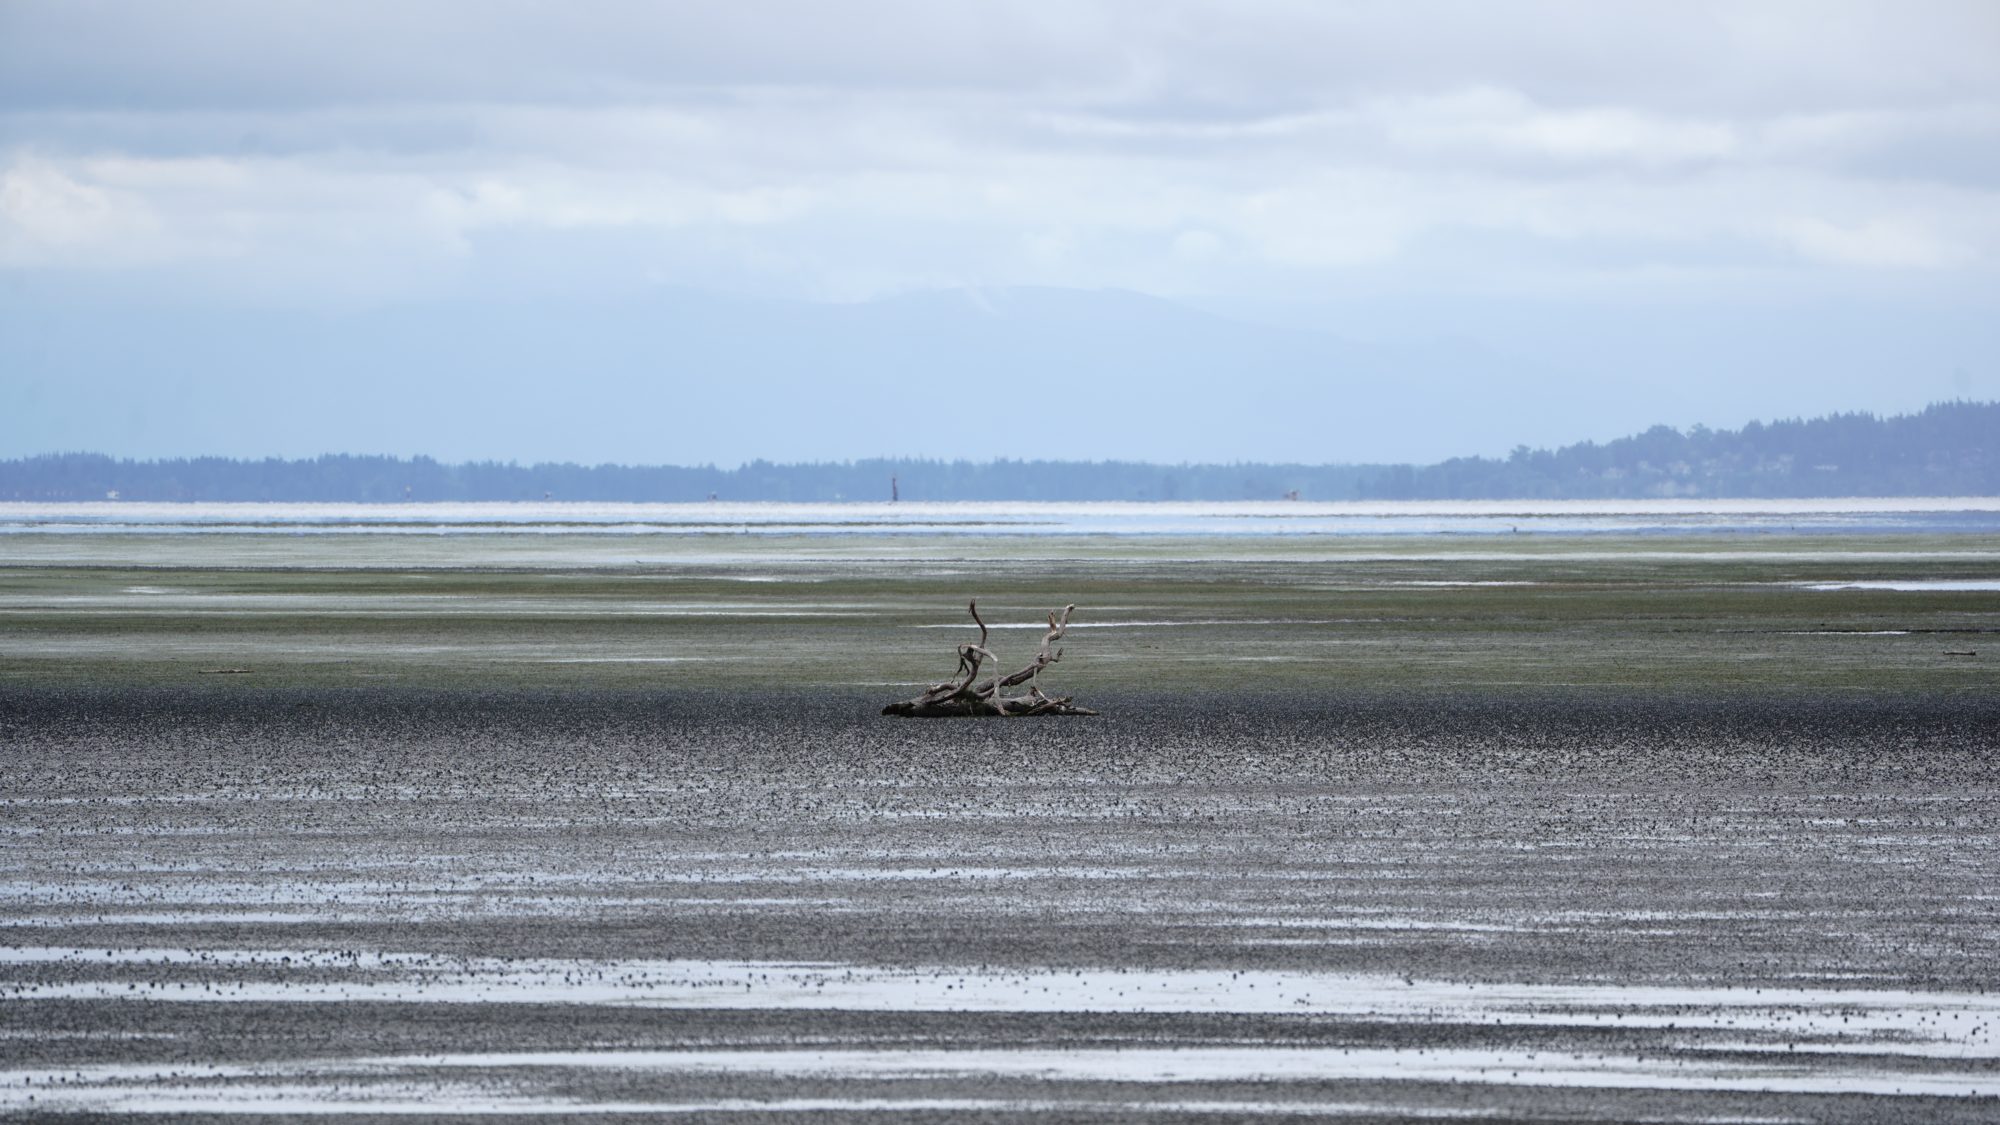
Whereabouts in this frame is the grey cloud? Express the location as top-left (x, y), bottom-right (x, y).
top-left (2, 1), bottom-right (1996, 463)
top-left (4, 1), bottom-right (1995, 115)
top-left (2, 1), bottom-right (1996, 306)
top-left (0, 1), bottom-right (1118, 111)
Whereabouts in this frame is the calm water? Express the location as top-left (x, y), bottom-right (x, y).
top-left (6, 498), bottom-right (2000, 537)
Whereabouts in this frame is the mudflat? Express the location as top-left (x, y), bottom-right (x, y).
top-left (3, 525), bottom-right (1997, 1120)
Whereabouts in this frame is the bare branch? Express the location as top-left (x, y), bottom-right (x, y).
top-left (883, 601), bottom-right (1098, 718)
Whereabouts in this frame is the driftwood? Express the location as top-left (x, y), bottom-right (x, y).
top-left (882, 601), bottom-right (1099, 717)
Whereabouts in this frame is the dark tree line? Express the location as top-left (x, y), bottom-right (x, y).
top-left (1355, 401), bottom-right (1996, 499)
top-left (0, 453), bottom-right (1385, 503)
top-left (3, 402), bottom-right (1992, 502)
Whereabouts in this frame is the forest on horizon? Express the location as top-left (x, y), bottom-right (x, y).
top-left (5, 401), bottom-right (1993, 503)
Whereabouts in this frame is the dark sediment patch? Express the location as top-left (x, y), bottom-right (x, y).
top-left (4, 683), bottom-right (1997, 1120)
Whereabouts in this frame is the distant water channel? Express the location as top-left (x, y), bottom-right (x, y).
top-left (6, 497), bottom-right (2000, 537)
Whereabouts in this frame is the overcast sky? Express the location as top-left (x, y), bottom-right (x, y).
top-left (3, 1), bottom-right (1997, 464)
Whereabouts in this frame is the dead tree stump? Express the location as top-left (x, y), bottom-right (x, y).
top-left (882, 601), bottom-right (1099, 717)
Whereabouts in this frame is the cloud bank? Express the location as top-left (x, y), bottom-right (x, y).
top-left (1, 2), bottom-right (1995, 462)
top-left (5, 1), bottom-right (1995, 303)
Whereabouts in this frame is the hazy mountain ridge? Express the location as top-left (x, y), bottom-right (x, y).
top-left (6, 402), bottom-right (1991, 502)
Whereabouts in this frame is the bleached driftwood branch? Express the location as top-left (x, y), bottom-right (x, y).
top-left (881, 601), bottom-right (1098, 717)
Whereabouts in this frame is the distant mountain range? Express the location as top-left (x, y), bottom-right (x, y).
top-left (5, 401), bottom-right (1993, 502)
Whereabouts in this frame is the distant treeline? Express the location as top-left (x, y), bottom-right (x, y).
top-left (1359, 400), bottom-right (1997, 500)
top-left (5, 402), bottom-right (1993, 502)
top-left (1, 453), bottom-right (1382, 503)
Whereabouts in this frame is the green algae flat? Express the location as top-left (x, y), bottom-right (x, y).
top-left (5, 522), bottom-right (1999, 1121)
top-left (1, 529), bottom-right (1994, 695)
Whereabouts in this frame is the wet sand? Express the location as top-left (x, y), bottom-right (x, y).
top-left (4, 685), bottom-right (1998, 1121)
top-left (4, 519), bottom-right (1997, 1119)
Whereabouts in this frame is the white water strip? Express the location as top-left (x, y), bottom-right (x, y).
top-left (0, 1088), bottom-right (1595, 1118)
top-left (1803, 580), bottom-right (2000, 591)
top-left (5, 949), bottom-right (1994, 1059)
top-left (2, 1046), bottom-right (1991, 1110)
top-left (1778, 630), bottom-right (1913, 635)
top-left (913, 618), bottom-right (1339, 629)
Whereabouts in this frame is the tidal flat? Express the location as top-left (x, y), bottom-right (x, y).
top-left (2, 517), bottom-right (1997, 1121)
